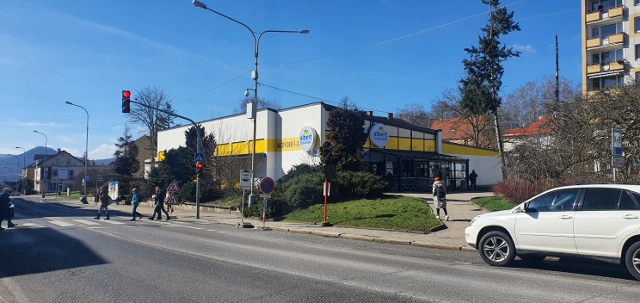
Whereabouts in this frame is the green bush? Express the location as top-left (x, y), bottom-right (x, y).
top-left (334, 171), bottom-right (387, 199)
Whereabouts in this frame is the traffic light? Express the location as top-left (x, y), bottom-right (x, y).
top-left (197, 162), bottom-right (204, 177)
top-left (122, 90), bottom-right (131, 113)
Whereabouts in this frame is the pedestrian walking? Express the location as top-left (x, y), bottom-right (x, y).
top-left (130, 188), bottom-right (143, 221)
top-left (432, 177), bottom-right (448, 221)
top-left (95, 186), bottom-right (110, 220)
top-left (469, 169), bottom-right (478, 191)
top-left (149, 186), bottom-right (170, 221)
top-left (0, 188), bottom-right (16, 229)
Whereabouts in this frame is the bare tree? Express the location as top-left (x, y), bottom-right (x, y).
top-left (395, 103), bottom-right (432, 128)
top-left (233, 96), bottom-right (281, 114)
top-left (128, 85), bottom-right (176, 160)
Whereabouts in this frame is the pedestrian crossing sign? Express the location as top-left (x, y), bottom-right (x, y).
top-left (166, 179), bottom-right (180, 193)
top-left (165, 193), bottom-right (179, 205)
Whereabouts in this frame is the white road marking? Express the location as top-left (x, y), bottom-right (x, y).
top-left (20, 223), bottom-right (44, 228)
top-left (49, 220), bottom-right (74, 227)
top-left (101, 220), bottom-right (124, 225)
top-left (74, 219), bottom-right (100, 226)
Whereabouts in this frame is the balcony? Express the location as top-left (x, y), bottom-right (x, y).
top-left (586, 60), bottom-right (625, 74)
top-left (586, 32), bottom-right (625, 49)
top-left (586, 5), bottom-right (624, 24)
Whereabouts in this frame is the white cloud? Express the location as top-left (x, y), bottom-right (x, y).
top-left (90, 144), bottom-right (116, 160)
top-left (512, 44), bottom-right (536, 54)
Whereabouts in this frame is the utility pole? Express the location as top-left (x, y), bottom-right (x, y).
top-left (555, 35), bottom-right (560, 103)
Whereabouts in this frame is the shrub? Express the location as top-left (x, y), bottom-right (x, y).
top-left (492, 176), bottom-right (579, 204)
top-left (333, 171), bottom-right (387, 200)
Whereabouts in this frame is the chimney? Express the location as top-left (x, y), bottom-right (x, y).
top-left (387, 113), bottom-right (393, 119)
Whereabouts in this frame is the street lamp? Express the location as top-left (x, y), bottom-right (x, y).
top-left (15, 146), bottom-right (25, 193)
top-left (6, 154), bottom-right (19, 192)
top-left (192, 0), bottom-right (309, 198)
top-left (34, 130), bottom-right (48, 198)
top-left (65, 101), bottom-right (89, 202)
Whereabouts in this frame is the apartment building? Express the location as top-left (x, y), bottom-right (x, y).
top-left (582, 0), bottom-right (640, 94)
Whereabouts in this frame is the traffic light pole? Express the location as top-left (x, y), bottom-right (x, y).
top-left (127, 99), bottom-right (203, 219)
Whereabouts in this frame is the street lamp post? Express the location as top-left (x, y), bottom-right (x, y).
top-left (192, 0), bottom-right (308, 199)
top-left (65, 101), bottom-right (89, 202)
top-left (15, 147), bottom-right (25, 194)
top-left (6, 154), bottom-right (19, 192)
top-left (34, 130), bottom-right (48, 198)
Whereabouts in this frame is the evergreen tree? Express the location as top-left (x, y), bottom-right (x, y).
top-left (320, 104), bottom-right (368, 172)
top-left (460, 0), bottom-right (520, 178)
top-left (113, 125), bottom-right (140, 177)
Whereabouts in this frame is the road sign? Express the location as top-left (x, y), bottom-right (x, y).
top-left (167, 179), bottom-right (180, 193)
top-left (612, 128), bottom-right (622, 156)
top-left (194, 152), bottom-right (204, 162)
top-left (612, 156), bottom-right (624, 169)
top-left (259, 194), bottom-right (271, 198)
top-left (165, 193), bottom-right (179, 205)
top-left (259, 177), bottom-right (275, 195)
top-left (84, 175), bottom-right (90, 182)
top-left (240, 170), bottom-right (251, 188)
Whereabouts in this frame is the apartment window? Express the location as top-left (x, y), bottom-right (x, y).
top-left (592, 49), bottom-right (623, 64)
top-left (636, 72), bottom-right (640, 83)
top-left (636, 0), bottom-right (640, 6)
top-left (591, 75), bottom-right (624, 90)
top-left (69, 170), bottom-right (74, 179)
top-left (636, 45), bottom-right (640, 60)
top-left (636, 17), bottom-right (640, 33)
top-left (591, 0), bottom-right (622, 11)
top-left (592, 23), bottom-right (622, 38)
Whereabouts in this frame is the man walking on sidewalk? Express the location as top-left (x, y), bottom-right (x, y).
top-left (149, 186), bottom-right (170, 220)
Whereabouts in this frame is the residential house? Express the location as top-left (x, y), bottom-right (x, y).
top-left (503, 116), bottom-right (555, 151)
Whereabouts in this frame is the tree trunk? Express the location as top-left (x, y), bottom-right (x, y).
top-left (493, 111), bottom-right (507, 179)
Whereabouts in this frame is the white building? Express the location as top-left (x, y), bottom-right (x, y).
top-left (157, 102), bottom-right (502, 191)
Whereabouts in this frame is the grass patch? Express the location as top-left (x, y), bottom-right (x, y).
top-left (283, 195), bottom-right (440, 233)
top-left (471, 196), bottom-right (515, 212)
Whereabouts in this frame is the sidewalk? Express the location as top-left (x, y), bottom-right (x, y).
top-left (26, 191), bottom-right (495, 252)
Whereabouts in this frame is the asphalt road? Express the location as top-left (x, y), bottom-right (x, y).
top-left (1, 198), bottom-right (640, 303)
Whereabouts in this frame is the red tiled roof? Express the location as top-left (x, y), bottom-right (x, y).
top-left (431, 117), bottom-right (485, 140)
top-left (504, 116), bottom-right (554, 137)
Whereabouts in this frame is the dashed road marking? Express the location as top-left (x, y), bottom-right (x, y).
top-left (101, 220), bottom-right (125, 225)
top-left (49, 220), bottom-right (74, 227)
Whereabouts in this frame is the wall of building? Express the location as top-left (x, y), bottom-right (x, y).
top-left (443, 142), bottom-right (502, 186)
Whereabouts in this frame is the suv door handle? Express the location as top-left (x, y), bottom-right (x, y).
top-left (559, 215), bottom-right (573, 219)
top-left (622, 214), bottom-right (639, 219)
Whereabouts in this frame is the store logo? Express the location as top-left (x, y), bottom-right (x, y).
top-left (370, 123), bottom-right (389, 147)
top-left (299, 127), bottom-right (317, 152)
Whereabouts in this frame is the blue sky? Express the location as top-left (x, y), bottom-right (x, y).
top-left (0, 0), bottom-right (581, 160)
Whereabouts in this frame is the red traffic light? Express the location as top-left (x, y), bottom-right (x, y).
top-left (197, 162), bottom-right (204, 169)
top-left (122, 90), bottom-right (131, 98)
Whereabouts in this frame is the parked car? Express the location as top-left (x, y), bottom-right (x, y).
top-left (465, 184), bottom-right (640, 280)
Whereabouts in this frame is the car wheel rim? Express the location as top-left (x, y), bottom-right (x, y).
top-left (633, 249), bottom-right (640, 274)
top-left (483, 236), bottom-right (509, 262)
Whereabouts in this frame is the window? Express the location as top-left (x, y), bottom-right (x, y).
top-left (636, 72), bottom-right (640, 83)
top-left (592, 49), bottom-right (623, 64)
top-left (636, 44), bottom-right (640, 60)
top-left (591, 0), bottom-right (622, 11)
top-left (527, 189), bottom-right (578, 212)
top-left (582, 188), bottom-right (621, 210)
top-left (55, 159), bottom-right (59, 165)
top-left (69, 170), bottom-right (74, 179)
top-left (66, 159), bottom-right (71, 165)
top-left (619, 191), bottom-right (639, 210)
top-left (592, 23), bottom-right (623, 38)
top-left (636, 17), bottom-right (640, 33)
top-left (591, 75), bottom-right (624, 90)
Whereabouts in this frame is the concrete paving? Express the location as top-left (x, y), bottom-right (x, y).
top-left (21, 191), bottom-right (496, 252)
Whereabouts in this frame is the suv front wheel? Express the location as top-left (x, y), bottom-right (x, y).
top-left (625, 242), bottom-right (640, 281)
top-left (478, 231), bottom-right (515, 267)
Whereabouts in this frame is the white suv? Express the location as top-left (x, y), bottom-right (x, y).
top-left (465, 184), bottom-right (640, 280)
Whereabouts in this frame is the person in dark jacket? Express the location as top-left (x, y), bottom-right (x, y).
top-left (149, 186), bottom-right (170, 221)
top-left (0, 188), bottom-right (16, 229)
top-left (95, 186), bottom-right (110, 220)
top-left (469, 170), bottom-right (478, 191)
top-left (130, 188), bottom-right (143, 221)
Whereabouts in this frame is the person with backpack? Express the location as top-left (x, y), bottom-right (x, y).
top-left (432, 177), bottom-right (448, 221)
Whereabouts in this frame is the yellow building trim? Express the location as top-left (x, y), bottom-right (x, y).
top-left (158, 151), bottom-right (165, 161)
top-left (442, 143), bottom-right (498, 157)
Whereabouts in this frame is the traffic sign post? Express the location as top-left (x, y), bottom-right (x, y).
top-left (259, 177), bottom-right (276, 230)
top-left (612, 128), bottom-right (623, 182)
top-left (165, 179), bottom-right (181, 217)
top-left (194, 152), bottom-right (204, 162)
